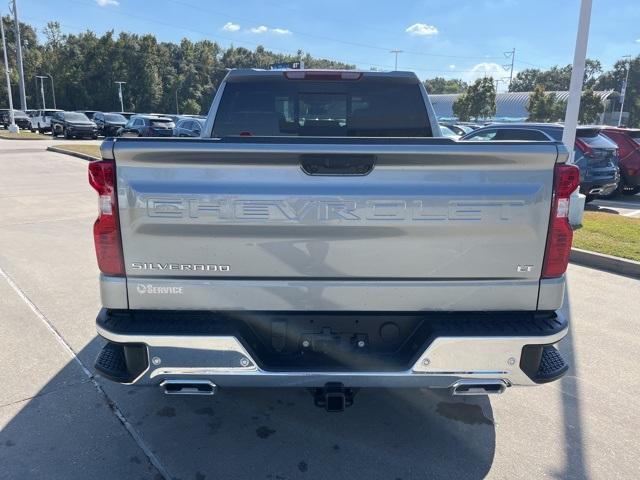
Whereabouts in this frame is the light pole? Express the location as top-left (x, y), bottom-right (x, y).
top-left (10, 0), bottom-right (27, 110)
top-left (1, 13), bottom-right (17, 132)
top-left (175, 88), bottom-right (179, 115)
top-left (617, 55), bottom-right (631, 127)
top-left (36, 75), bottom-right (47, 109)
top-left (115, 81), bottom-right (126, 112)
top-left (390, 49), bottom-right (403, 70)
top-left (47, 74), bottom-right (56, 109)
top-left (562, 0), bottom-right (592, 227)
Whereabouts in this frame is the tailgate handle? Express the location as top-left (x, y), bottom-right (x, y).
top-left (300, 154), bottom-right (375, 176)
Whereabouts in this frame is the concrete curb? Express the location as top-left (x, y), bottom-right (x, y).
top-left (46, 146), bottom-right (99, 161)
top-left (0, 135), bottom-right (47, 141)
top-left (570, 248), bottom-right (640, 279)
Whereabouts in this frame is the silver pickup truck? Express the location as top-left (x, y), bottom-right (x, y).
top-left (90, 69), bottom-right (577, 411)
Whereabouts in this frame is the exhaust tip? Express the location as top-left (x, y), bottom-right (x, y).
top-left (160, 380), bottom-right (217, 395)
top-left (452, 379), bottom-right (507, 396)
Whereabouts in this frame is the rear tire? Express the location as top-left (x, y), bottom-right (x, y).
top-left (64, 128), bottom-right (71, 139)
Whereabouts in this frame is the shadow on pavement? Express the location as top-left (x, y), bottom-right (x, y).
top-left (1, 336), bottom-right (497, 480)
top-left (556, 284), bottom-right (588, 480)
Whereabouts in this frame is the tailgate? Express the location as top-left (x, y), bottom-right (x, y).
top-left (111, 138), bottom-right (561, 310)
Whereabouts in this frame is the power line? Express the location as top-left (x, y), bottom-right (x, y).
top-left (168, 0), bottom-right (505, 61)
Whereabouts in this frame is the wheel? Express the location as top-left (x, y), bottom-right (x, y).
top-left (38, 123), bottom-right (44, 134)
top-left (91, 134), bottom-right (98, 140)
top-left (64, 128), bottom-right (71, 139)
top-left (584, 195), bottom-right (595, 204)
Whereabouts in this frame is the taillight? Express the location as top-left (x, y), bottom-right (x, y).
top-left (575, 138), bottom-right (594, 157)
top-left (88, 160), bottom-right (125, 276)
top-left (542, 164), bottom-right (580, 278)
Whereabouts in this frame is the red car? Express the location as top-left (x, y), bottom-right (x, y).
top-left (600, 127), bottom-right (640, 195)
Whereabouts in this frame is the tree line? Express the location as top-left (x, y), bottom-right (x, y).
top-left (0, 17), bottom-right (352, 114)
top-left (423, 56), bottom-right (639, 126)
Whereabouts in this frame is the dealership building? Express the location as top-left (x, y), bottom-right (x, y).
top-left (429, 90), bottom-right (620, 123)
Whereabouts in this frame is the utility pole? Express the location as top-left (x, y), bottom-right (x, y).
top-left (115, 81), bottom-right (126, 112)
top-left (1, 13), bottom-right (17, 132)
top-left (175, 89), bottom-right (179, 115)
top-left (390, 49), bottom-right (403, 70)
top-left (503, 48), bottom-right (515, 90)
top-left (9, 0), bottom-right (26, 110)
top-left (36, 75), bottom-right (47, 109)
top-left (618, 55), bottom-right (631, 127)
top-left (47, 74), bottom-right (56, 109)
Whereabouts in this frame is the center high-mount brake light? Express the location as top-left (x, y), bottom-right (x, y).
top-left (284, 71), bottom-right (363, 81)
top-left (542, 163), bottom-right (580, 279)
top-left (88, 159), bottom-right (125, 276)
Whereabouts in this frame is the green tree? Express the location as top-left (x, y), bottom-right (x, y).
top-left (452, 94), bottom-right (471, 121)
top-left (596, 55), bottom-right (640, 127)
top-left (510, 59), bottom-right (602, 92)
top-left (454, 77), bottom-right (496, 120)
top-left (526, 84), bottom-right (568, 122)
top-left (578, 88), bottom-right (604, 124)
top-left (0, 18), bottom-right (354, 113)
top-left (424, 77), bottom-right (467, 94)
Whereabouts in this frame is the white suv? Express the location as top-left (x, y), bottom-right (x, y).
top-left (30, 109), bottom-right (63, 133)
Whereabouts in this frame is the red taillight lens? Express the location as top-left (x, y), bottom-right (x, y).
top-left (88, 160), bottom-right (125, 276)
top-left (542, 164), bottom-right (580, 278)
top-left (575, 138), bottom-right (594, 157)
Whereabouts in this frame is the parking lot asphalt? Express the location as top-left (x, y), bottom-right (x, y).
top-left (1, 139), bottom-right (639, 480)
top-left (590, 196), bottom-right (640, 218)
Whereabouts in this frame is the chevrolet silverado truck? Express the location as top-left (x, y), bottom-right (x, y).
top-left (91, 69), bottom-right (576, 411)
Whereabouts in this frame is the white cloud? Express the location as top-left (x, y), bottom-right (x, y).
top-left (271, 28), bottom-right (292, 35)
top-left (222, 22), bottom-right (240, 32)
top-left (96, 0), bottom-right (119, 6)
top-left (250, 25), bottom-right (269, 34)
top-left (461, 62), bottom-right (513, 86)
top-left (636, 38), bottom-right (640, 43)
top-left (248, 26), bottom-right (292, 35)
top-left (405, 23), bottom-right (438, 36)
top-left (449, 64), bottom-right (456, 69)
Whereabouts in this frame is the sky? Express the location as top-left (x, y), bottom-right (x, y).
top-left (17, 0), bottom-right (640, 91)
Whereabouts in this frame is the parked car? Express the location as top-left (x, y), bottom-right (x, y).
top-left (173, 117), bottom-right (204, 137)
top-left (599, 127), bottom-right (640, 195)
top-left (117, 115), bottom-right (175, 137)
top-left (439, 124), bottom-right (460, 139)
top-left (30, 109), bottom-right (63, 133)
top-left (93, 112), bottom-right (127, 137)
top-left (460, 123), bottom-right (620, 201)
top-left (77, 110), bottom-right (99, 120)
top-left (0, 109), bottom-right (32, 130)
top-left (113, 111), bottom-right (136, 120)
top-left (50, 111), bottom-right (98, 139)
top-left (91, 69), bottom-right (573, 409)
top-left (441, 123), bottom-right (474, 136)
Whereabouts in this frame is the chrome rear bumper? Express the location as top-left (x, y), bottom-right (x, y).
top-left (95, 309), bottom-right (569, 389)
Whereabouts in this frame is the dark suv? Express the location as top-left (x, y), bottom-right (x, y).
top-left (93, 112), bottom-right (128, 137)
top-left (50, 111), bottom-right (98, 139)
top-left (117, 115), bottom-right (175, 137)
top-left (461, 123), bottom-right (620, 200)
top-left (0, 109), bottom-right (32, 130)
